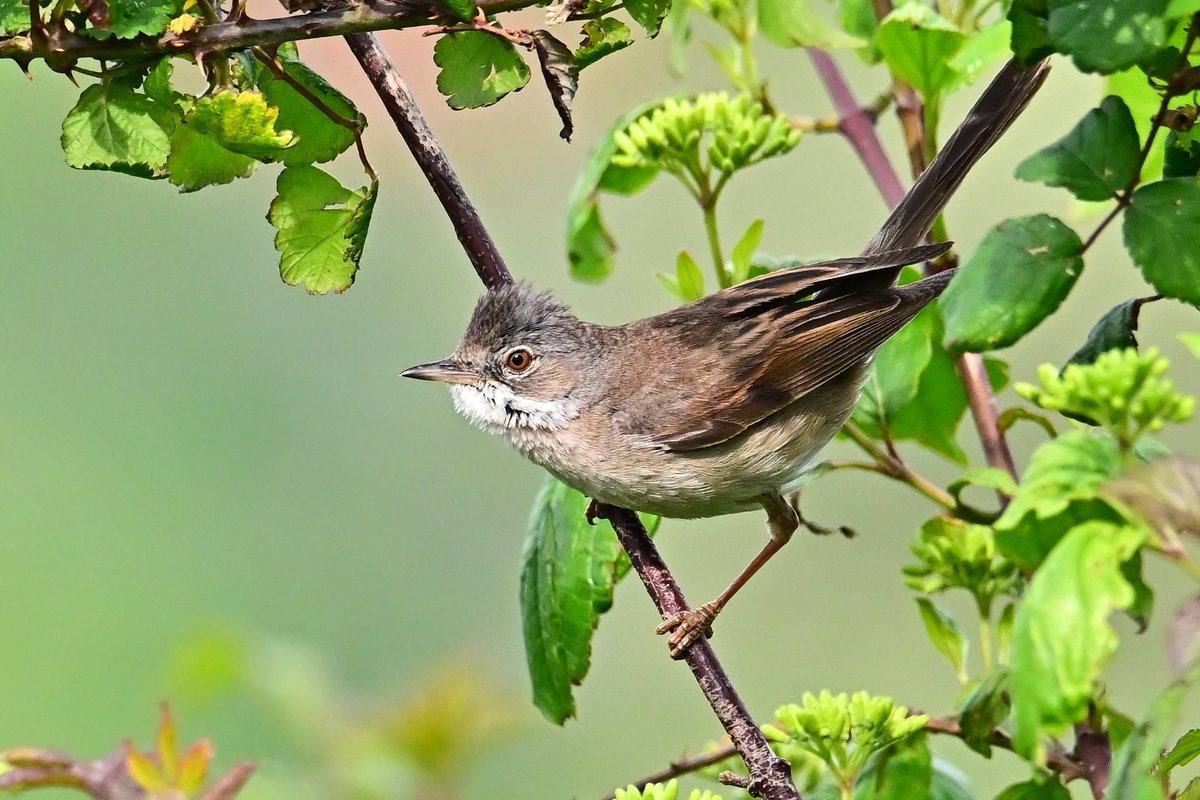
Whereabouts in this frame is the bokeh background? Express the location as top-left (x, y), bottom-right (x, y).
top-left (2, 9), bottom-right (1199, 799)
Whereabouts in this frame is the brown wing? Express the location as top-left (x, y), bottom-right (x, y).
top-left (613, 245), bottom-right (954, 451)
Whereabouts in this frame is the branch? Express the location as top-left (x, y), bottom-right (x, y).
top-left (345, 33), bottom-right (798, 800)
top-left (0, 0), bottom-right (534, 64)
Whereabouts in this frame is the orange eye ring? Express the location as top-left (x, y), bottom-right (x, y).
top-left (504, 348), bottom-right (534, 372)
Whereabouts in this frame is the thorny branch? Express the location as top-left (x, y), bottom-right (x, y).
top-left (343, 31), bottom-right (799, 800)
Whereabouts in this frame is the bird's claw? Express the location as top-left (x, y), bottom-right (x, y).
top-left (655, 601), bottom-right (719, 659)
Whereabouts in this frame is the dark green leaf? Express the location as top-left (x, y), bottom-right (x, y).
top-left (519, 476), bottom-right (659, 723)
top-left (839, 0), bottom-right (881, 63)
top-left (184, 90), bottom-right (296, 160)
top-left (0, 0), bottom-right (29, 35)
top-left (1107, 67), bottom-right (1169, 183)
top-left (875, 4), bottom-right (965, 98)
top-left (852, 293), bottom-right (937, 436)
top-left (941, 214), bottom-right (1084, 353)
top-left (258, 56), bottom-right (360, 166)
top-left (1066, 298), bottom-right (1148, 367)
top-left (624, 0), bottom-right (670, 36)
top-left (530, 30), bottom-right (577, 141)
top-left (995, 497), bottom-right (1124, 571)
top-left (61, 82), bottom-right (174, 177)
top-left (98, 0), bottom-right (179, 38)
top-left (165, 123), bottom-right (256, 192)
top-left (1015, 96), bottom-right (1140, 200)
top-left (758, 0), bottom-right (862, 49)
top-left (143, 57), bottom-right (188, 115)
top-left (1121, 550), bottom-right (1155, 632)
top-left (1124, 177), bottom-right (1200, 304)
top-left (1008, 0), bottom-right (1054, 66)
top-left (994, 778), bottom-right (1071, 800)
top-left (915, 599), bottom-right (967, 680)
top-left (1109, 669), bottom-right (1200, 800)
top-left (1010, 521), bottom-right (1145, 756)
top-left (575, 18), bottom-right (633, 70)
top-left (958, 669), bottom-right (1011, 757)
top-left (433, 31), bottom-right (531, 109)
top-left (856, 740), bottom-right (932, 800)
top-left (267, 166), bottom-right (376, 294)
top-left (1047, 0), bottom-right (1168, 74)
top-left (1165, 129), bottom-right (1200, 179)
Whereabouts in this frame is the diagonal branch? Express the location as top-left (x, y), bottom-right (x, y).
top-left (344, 31), bottom-right (799, 800)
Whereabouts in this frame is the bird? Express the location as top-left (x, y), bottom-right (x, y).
top-left (402, 58), bottom-right (1049, 657)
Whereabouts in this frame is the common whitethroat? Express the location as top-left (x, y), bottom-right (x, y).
top-left (404, 59), bottom-right (1049, 658)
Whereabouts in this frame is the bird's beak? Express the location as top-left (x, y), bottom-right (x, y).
top-left (400, 358), bottom-right (477, 385)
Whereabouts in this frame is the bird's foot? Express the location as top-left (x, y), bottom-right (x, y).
top-left (787, 493), bottom-right (855, 538)
top-left (585, 499), bottom-right (604, 526)
top-left (656, 600), bottom-right (719, 659)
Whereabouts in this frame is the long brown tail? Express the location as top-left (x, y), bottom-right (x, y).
top-left (861, 57), bottom-right (1051, 265)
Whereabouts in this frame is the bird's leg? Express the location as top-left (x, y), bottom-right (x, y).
top-left (655, 491), bottom-right (799, 659)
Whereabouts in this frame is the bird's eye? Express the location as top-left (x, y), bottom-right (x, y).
top-left (504, 348), bottom-right (534, 372)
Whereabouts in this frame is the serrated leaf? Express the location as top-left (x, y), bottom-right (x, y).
top-left (1010, 521), bottom-right (1145, 757)
top-left (1015, 96), bottom-right (1140, 200)
top-left (915, 598), bottom-right (967, 681)
top-left (1047, 0), bottom-right (1168, 74)
top-left (267, 166), bottom-right (376, 294)
top-left (1008, 0), bottom-right (1054, 67)
top-left (730, 219), bottom-right (763, 284)
top-left (1065, 298), bottom-right (1147, 367)
top-left (520, 476), bottom-right (659, 723)
top-left (185, 90), bottom-right (295, 160)
top-left (61, 82), bottom-right (174, 177)
top-left (1124, 177), bottom-right (1200, 305)
top-left (994, 778), bottom-right (1071, 800)
top-left (89, 0), bottom-right (179, 37)
top-left (575, 17), bottom-right (633, 69)
top-left (433, 31), bottom-right (531, 109)
top-left (257, 57), bottom-right (359, 166)
top-left (675, 251), bottom-right (704, 301)
top-left (758, 0), bottom-right (863, 49)
top-left (530, 30), bottom-right (577, 141)
top-left (941, 214), bottom-right (1084, 353)
top-left (958, 669), bottom-right (1011, 757)
top-left (624, 0), bottom-right (670, 36)
top-left (0, 0), bottom-right (29, 34)
top-left (998, 430), bottom-right (1123, 529)
top-left (165, 124), bottom-right (256, 192)
top-left (439, 0), bottom-right (473, 22)
top-left (875, 4), bottom-right (965, 98)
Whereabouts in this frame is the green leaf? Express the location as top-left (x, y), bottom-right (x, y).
top-left (565, 100), bottom-right (663, 282)
top-left (1161, 729), bottom-right (1200, 774)
top-left (1109, 669), bottom-right (1200, 800)
top-left (165, 123), bottom-right (256, 192)
top-left (433, 31), bottom-right (531, 109)
top-left (575, 18), bottom-right (633, 70)
top-left (941, 214), bottom-right (1084, 353)
top-left (875, 4), bottom-right (966, 98)
top-left (0, 0), bottom-right (29, 35)
top-left (855, 740), bottom-right (932, 800)
top-left (958, 669), bottom-right (1010, 757)
top-left (758, 0), bottom-right (863, 49)
top-left (915, 599), bottom-right (967, 681)
top-left (98, 0), bottom-right (180, 38)
top-left (1168, 0), bottom-right (1200, 15)
top-left (853, 291), bottom-right (937, 435)
top-left (1010, 521), bottom-right (1145, 757)
top-left (997, 430), bottom-right (1123, 531)
top-left (624, 0), bottom-right (670, 36)
top-left (1047, 0), bottom-right (1169, 74)
top-left (1165, 129), bottom-right (1200, 179)
top-left (258, 57), bottom-right (360, 166)
top-left (61, 82), bottom-right (174, 177)
top-left (267, 166), bottom-right (377, 294)
top-left (1124, 178), bottom-right (1200, 305)
top-left (439, 0), bottom-right (474, 23)
top-left (143, 58), bottom-right (188, 115)
top-left (675, 251), bottom-right (705, 301)
top-left (994, 778), bottom-right (1071, 800)
top-left (1107, 67), bottom-right (1168, 183)
top-left (947, 19), bottom-right (1013, 91)
top-left (1065, 298), bottom-right (1147, 367)
top-left (520, 476), bottom-right (659, 723)
top-left (730, 219), bottom-right (764, 284)
top-left (1008, 0), bottom-right (1054, 66)
top-left (185, 90), bottom-right (296, 161)
top-left (1015, 96), bottom-right (1140, 200)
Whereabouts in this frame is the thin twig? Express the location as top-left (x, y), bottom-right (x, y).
top-left (598, 744), bottom-right (739, 799)
top-left (344, 32), bottom-right (799, 800)
top-left (841, 423), bottom-right (956, 510)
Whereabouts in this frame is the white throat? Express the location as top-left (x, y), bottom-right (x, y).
top-left (450, 382), bottom-right (580, 435)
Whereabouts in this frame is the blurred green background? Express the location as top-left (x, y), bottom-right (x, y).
top-left (2, 15), bottom-right (1199, 799)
